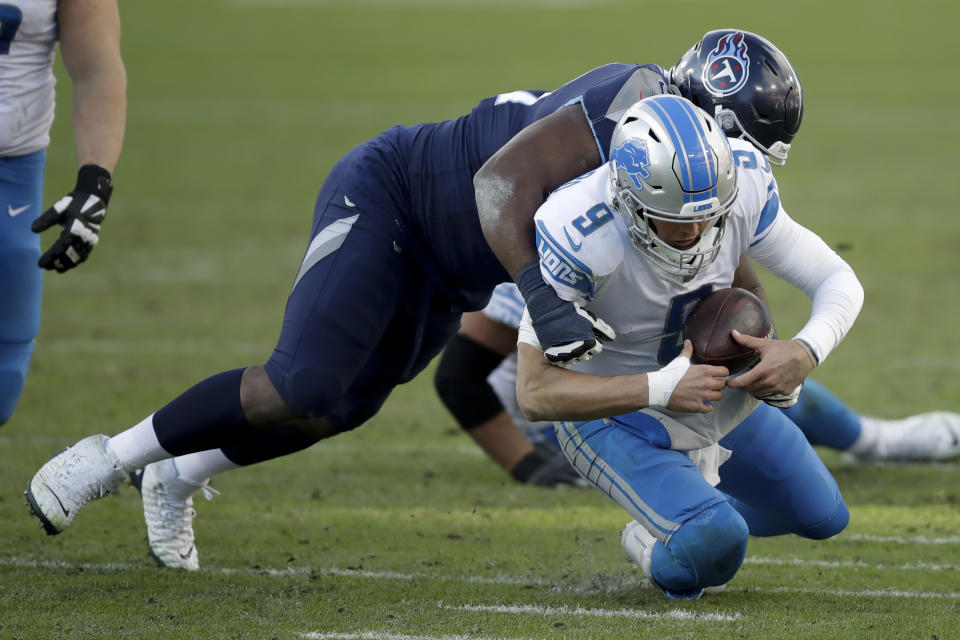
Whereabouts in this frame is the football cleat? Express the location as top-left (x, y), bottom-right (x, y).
top-left (132, 459), bottom-right (215, 571)
top-left (621, 519), bottom-right (656, 577)
top-left (849, 412), bottom-right (960, 462)
top-left (25, 434), bottom-right (128, 535)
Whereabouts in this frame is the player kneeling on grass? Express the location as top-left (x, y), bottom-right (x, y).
top-left (514, 95), bottom-right (863, 599)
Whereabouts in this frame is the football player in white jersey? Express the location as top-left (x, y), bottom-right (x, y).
top-left (514, 94), bottom-right (863, 599)
top-left (438, 30), bottom-right (957, 486)
top-left (0, 0), bottom-right (126, 425)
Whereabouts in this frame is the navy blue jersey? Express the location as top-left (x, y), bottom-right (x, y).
top-left (338, 63), bottom-right (670, 311)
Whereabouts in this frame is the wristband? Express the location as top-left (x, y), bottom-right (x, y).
top-left (646, 354), bottom-right (691, 408)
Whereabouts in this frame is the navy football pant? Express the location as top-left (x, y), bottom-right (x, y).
top-left (558, 403), bottom-right (847, 593)
top-left (0, 150), bottom-right (45, 426)
top-left (152, 149), bottom-right (467, 456)
top-left (263, 160), bottom-right (462, 430)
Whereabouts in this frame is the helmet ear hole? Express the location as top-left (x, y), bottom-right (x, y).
top-left (648, 129), bottom-right (661, 143)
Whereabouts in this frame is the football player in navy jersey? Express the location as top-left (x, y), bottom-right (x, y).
top-left (25, 51), bottom-right (700, 569)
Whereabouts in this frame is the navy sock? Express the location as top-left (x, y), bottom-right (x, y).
top-left (221, 422), bottom-right (319, 466)
top-left (153, 368), bottom-right (255, 456)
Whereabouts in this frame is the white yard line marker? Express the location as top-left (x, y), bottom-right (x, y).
top-left (838, 533), bottom-right (960, 545)
top-left (445, 603), bottom-right (742, 622)
top-left (301, 633), bottom-right (517, 640)
top-left (5, 557), bottom-right (957, 599)
top-left (745, 556), bottom-right (960, 572)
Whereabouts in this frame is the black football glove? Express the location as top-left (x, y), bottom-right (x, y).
top-left (526, 450), bottom-right (588, 488)
top-left (515, 261), bottom-right (615, 365)
top-left (32, 164), bottom-right (113, 273)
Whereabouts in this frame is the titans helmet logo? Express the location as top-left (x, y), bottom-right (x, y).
top-left (703, 32), bottom-right (750, 97)
top-left (612, 139), bottom-right (650, 190)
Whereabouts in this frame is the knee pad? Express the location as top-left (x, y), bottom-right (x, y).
top-left (0, 339), bottom-right (35, 425)
top-left (652, 502), bottom-right (749, 591)
top-left (800, 488), bottom-right (850, 540)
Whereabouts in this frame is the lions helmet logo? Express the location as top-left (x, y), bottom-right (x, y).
top-left (703, 32), bottom-right (750, 97)
top-left (612, 139), bottom-right (650, 190)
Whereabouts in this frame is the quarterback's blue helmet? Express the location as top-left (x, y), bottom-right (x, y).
top-left (671, 30), bottom-right (803, 165)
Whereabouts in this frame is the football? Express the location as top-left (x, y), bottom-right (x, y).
top-left (683, 287), bottom-right (774, 374)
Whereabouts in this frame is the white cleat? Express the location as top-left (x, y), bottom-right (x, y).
top-left (132, 459), bottom-right (215, 571)
top-left (621, 520), bottom-right (655, 577)
top-left (850, 412), bottom-right (960, 462)
top-left (25, 435), bottom-right (129, 535)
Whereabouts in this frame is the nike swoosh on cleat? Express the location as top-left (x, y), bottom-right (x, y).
top-left (8, 203), bottom-right (30, 217)
top-left (45, 483), bottom-right (71, 519)
top-left (180, 544), bottom-right (195, 561)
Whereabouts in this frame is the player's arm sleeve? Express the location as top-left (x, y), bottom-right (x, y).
top-left (748, 210), bottom-right (864, 364)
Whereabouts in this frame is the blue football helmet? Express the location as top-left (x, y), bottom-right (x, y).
top-left (671, 30), bottom-right (803, 165)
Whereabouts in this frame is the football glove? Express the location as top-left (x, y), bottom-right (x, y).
top-left (543, 303), bottom-right (615, 365)
top-left (755, 383), bottom-right (803, 409)
top-left (515, 261), bottom-right (615, 365)
top-left (32, 164), bottom-right (113, 273)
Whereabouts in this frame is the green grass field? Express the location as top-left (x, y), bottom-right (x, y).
top-left (1, 0), bottom-right (959, 638)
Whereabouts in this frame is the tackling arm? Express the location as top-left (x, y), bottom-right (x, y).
top-left (475, 104), bottom-right (602, 278)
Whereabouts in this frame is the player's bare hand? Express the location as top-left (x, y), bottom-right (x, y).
top-left (649, 340), bottom-right (728, 413)
top-left (725, 330), bottom-right (815, 399)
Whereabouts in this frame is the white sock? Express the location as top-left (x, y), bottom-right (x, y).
top-left (173, 449), bottom-right (240, 485)
top-left (105, 413), bottom-right (171, 469)
top-left (847, 416), bottom-right (880, 456)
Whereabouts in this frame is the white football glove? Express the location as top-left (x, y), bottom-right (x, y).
top-left (755, 383), bottom-right (803, 409)
top-left (543, 303), bottom-right (616, 366)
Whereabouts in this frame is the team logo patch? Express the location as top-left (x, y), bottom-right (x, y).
top-left (703, 32), bottom-right (750, 97)
top-left (612, 140), bottom-right (650, 190)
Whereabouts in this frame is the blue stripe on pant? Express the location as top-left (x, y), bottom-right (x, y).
top-left (0, 150), bottom-right (45, 425)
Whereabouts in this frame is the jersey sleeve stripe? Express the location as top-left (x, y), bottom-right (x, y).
top-left (646, 97), bottom-right (717, 203)
top-left (751, 192), bottom-right (781, 242)
top-left (565, 96), bottom-right (607, 162)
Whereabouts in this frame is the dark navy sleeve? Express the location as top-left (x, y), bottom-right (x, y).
top-left (574, 64), bottom-right (671, 161)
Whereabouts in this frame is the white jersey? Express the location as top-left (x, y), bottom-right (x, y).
top-left (0, 0), bottom-right (58, 157)
top-left (519, 137), bottom-right (807, 449)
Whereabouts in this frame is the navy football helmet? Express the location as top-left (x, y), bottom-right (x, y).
top-left (671, 30), bottom-right (803, 165)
